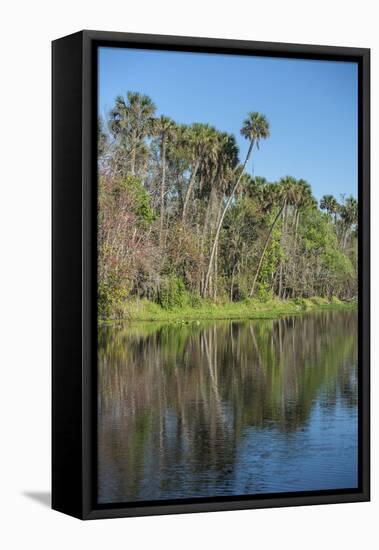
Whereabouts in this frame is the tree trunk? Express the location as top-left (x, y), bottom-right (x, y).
top-left (291, 209), bottom-right (300, 297)
top-left (278, 262), bottom-right (284, 299)
top-left (130, 130), bottom-right (137, 175)
top-left (294, 208), bottom-right (300, 246)
top-left (200, 187), bottom-right (217, 292)
top-left (278, 203), bottom-right (288, 299)
top-left (343, 227), bottom-right (349, 250)
top-left (211, 197), bottom-right (224, 301)
top-left (213, 243), bottom-right (218, 300)
top-left (230, 261), bottom-right (236, 301)
top-left (249, 203), bottom-right (285, 298)
top-left (203, 139), bottom-right (255, 297)
top-left (159, 137), bottom-right (166, 246)
top-left (182, 159), bottom-right (200, 222)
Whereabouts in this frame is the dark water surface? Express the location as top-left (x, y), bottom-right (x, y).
top-left (97, 310), bottom-right (358, 504)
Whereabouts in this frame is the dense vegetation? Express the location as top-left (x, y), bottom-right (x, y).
top-left (98, 92), bottom-right (358, 320)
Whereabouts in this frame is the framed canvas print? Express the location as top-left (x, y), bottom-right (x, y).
top-left (52, 30), bottom-right (370, 519)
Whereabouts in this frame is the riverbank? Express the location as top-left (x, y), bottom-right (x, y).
top-left (99, 296), bottom-right (357, 324)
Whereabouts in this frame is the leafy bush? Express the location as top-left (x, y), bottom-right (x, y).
top-left (255, 281), bottom-right (273, 303)
top-left (292, 297), bottom-right (307, 309)
top-left (98, 276), bottom-right (129, 319)
top-left (115, 176), bottom-right (155, 226)
top-left (188, 292), bottom-right (203, 308)
top-left (159, 275), bottom-right (188, 310)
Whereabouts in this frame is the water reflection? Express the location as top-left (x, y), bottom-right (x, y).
top-left (98, 310), bottom-right (358, 503)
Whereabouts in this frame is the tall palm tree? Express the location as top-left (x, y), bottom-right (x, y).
top-left (241, 175), bottom-right (267, 201)
top-left (199, 132), bottom-right (238, 240)
top-left (203, 112), bottom-right (270, 297)
top-left (249, 176), bottom-right (297, 298)
top-left (181, 123), bottom-right (219, 222)
top-left (109, 91), bottom-right (156, 175)
top-left (196, 131), bottom-right (238, 294)
top-left (320, 194), bottom-right (340, 223)
top-left (292, 179), bottom-right (314, 243)
top-left (289, 179), bottom-right (315, 297)
top-left (151, 115), bottom-right (177, 245)
top-left (208, 132), bottom-right (239, 298)
top-left (340, 196), bottom-right (358, 249)
top-left (277, 176), bottom-right (298, 297)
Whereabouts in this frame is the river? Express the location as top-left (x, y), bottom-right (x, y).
top-left (97, 309), bottom-right (358, 503)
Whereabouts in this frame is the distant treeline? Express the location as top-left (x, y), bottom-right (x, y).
top-left (98, 92), bottom-right (357, 319)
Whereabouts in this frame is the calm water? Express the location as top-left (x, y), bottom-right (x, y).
top-left (97, 310), bottom-right (358, 504)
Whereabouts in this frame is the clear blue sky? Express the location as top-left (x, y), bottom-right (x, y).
top-left (98, 47), bottom-right (358, 201)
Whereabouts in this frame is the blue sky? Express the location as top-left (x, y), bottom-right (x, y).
top-left (98, 47), bottom-right (358, 201)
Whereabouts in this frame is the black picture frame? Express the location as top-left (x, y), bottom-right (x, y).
top-left (52, 30), bottom-right (370, 520)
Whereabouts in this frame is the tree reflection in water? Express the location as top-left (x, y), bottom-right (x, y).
top-left (98, 310), bottom-right (358, 503)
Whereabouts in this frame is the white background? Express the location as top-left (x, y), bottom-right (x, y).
top-left (0, 1), bottom-right (377, 548)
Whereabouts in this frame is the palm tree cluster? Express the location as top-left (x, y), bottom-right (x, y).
top-left (98, 91), bottom-right (358, 318)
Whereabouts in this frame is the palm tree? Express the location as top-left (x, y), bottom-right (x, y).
top-left (203, 112), bottom-right (270, 297)
top-left (196, 131), bottom-right (238, 295)
top-left (292, 179), bottom-right (314, 243)
top-left (109, 91), bottom-right (156, 175)
top-left (249, 176), bottom-right (297, 298)
top-left (207, 132), bottom-right (239, 298)
top-left (241, 175), bottom-right (267, 201)
top-left (320, 194), bottom-right (340, 223)
top-left (182, 123), bottom-right (219, 222)
top-left (151, 115), bottom-right (177, 245)
top-left (340, 196), bottom-right (358, 249)
top-left (277, 176), bottom-right (299, 297)
top-left (289, 179), bottom-right (315, 297)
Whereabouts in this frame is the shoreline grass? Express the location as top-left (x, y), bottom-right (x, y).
top-left (99, 296), bottom-right (357, 325)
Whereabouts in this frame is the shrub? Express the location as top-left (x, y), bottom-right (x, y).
top-left (188, 292), bottom-right (202, 308)
top-left (255, 281), bottom-right (273, 303)
top-left (115, 176), bottom-right (155, 227)
top-left (98, 276), bottom-right (129, 319)
top-left (292, 297), bottom-right (307, 309)
top-left (159, 275), bottom-right (188, 310)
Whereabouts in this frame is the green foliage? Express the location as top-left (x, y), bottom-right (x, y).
top-left (255, 222), bottom-right (281, 301)
top-left (291, 297), bottom-right (307, 310)
top-left (254, 282), bottom-right (273, 302)
top-left (98, 91), bottom-right (358, 319)
top-left (323, 249), bottom-right (353, 280)
top-left (99, 296), bottom-right (356, 323)
top-left (188, 292), bottom-right (203, 308)
top-left (159, 275), bottom-right (188, 310)
top-left (120, 176), bottom-right (155, 226)
top-left (98, 274), bottom-right (130, 319)
top-left (301, 209), bottom-right (334, 252)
